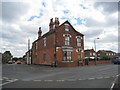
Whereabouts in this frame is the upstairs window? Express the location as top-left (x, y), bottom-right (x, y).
top-left (77, 37), bottom-right (81, 46)
top-left (109, 53), bottom-right (111, 56)
top-left (63, 34), bottom-right (71, 45)
top-left (90, 53), bottom-right (92, 56)
top-left (34, 42), bottom-right (37, 51)
top-left (93, 53), bottom-right (95, 56)
top-left (43, 38), bottom-right (46, 47)
top-left (64, 23), bottom-right (69, 31)
top-left (65, 36), bottom-right (70, 45)
top-left (35, 42), bottom-right (37, 50)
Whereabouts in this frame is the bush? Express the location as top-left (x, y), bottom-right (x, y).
top-left (101, 56), bottom-right (110, 60)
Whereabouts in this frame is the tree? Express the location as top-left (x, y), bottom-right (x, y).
top-left (12, 57), bottom-right (19, 61)
top-left (101, 56), bottom-right (110, 60)
top-left (19, 57), bottom-right (23, 61)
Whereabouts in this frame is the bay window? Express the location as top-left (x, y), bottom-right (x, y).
top-left (63, 51), bottom-right (72, 61)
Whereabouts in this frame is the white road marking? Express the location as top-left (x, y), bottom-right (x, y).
top-left (88, 78), bottom-right (95, 80)
top-left (78, 79), bottom-right (86, 80)
top-left (110, 74), bottom-right (120, 90)
top-left (96, 77), bottom-right (103, 79)
top-left (0, 79), bottom-right (18, 86)
top-left (104, 76), bottom-right (110, 79)
top-left (21, 79), bottom-right (30, 81)
top-left (112, 76), bottom-right (115, 78)
top-left (33, 80), bottom-right (42, 82)
top-left (6, 80), bottom-right (13, 82)
top-left (67, 79), bottom-right (76, 81)
top-left (3, 77), bottom-right (9, 80)
top-left (116, 74), bottom-right (120, 77)
top-left (110, 83), bottom-right (115, 90)
top-left (56, 80), bottom-right (65, 82)
top-left (44, 80), bottom-right (53, 82)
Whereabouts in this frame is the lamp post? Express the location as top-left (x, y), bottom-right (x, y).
top-left (94, 37), bottom-right (99, 65)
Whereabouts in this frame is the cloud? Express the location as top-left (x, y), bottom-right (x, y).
top-left (0, 0), bottom-right (118, 57)
top-left (94, 2), bottom-right (118, 15)
top-left (85, 14), bottom-right (118, 27)
top-left (2, 2), bottom-right (30, 23)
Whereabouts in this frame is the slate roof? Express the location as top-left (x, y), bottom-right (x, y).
top-left (33, 20), bottom-right (84, 44)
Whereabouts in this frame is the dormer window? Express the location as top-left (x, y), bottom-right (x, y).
top-left (64, 23), bottom-right (69, 31)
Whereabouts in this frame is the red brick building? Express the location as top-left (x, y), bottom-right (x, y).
top-left (97, 50), bottom-right (116, 60)
top-left (2, 51), bottom-right (13, 64)
top-left (31, 17), bottom-right (84, 67)
top-left (84, 49), bottom-right (96, 59)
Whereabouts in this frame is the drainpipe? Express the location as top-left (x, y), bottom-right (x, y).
top-left (54, 28), bottom-right (57, 67)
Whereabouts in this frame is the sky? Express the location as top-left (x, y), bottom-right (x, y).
top-left (0, 0), bottom-right (119, 57)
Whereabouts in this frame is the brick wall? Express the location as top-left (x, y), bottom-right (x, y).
top-left (87, 60), bottom-right (112, 66)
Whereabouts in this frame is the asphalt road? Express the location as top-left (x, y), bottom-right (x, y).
top-left (1, 63), bottom-right (119, 89)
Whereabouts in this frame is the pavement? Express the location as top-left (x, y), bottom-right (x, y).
top-left (1, 63), bottom-right (120, 89)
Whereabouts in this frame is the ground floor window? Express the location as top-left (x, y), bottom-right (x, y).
top-left (63, 51), bottom-right (72, 61)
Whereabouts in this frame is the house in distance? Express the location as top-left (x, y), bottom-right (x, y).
top-left (31, 17), bottom-right (84, 67)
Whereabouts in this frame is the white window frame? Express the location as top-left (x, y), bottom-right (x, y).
top-left (93, 53), bottom-right (95, 56)
top-left (90, 53), bottom-right (92, 56)
top-left (63, 34), bottom-right (71, 46)
top-left (76, 36), bottom-right (81, 46)
top-left (64, 23), bottom-right (69, 31)
top-left (43, 38), bottom-right (46, 47)
top-left (63, 51), bottom-right (72, 61)
top-left (35, 42), bottom-right (37, 50)
top-left (65, 36), bottom-right (70, 45)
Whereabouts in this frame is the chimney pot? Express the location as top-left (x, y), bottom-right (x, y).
top-left (38, 27), bottom-right (42, 38)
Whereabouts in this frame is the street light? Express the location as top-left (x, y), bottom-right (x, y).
top-left (94, 37), bottom-right (99, 65)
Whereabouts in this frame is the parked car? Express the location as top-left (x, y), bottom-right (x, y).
top-left (12, 60), bottom-right (15, 63)
top-left (16, 61), bottom-right (21, 64)
top-left (113, 58), bottom-right (120, 64)
top-left (8, 60), bottom-right (13, 64)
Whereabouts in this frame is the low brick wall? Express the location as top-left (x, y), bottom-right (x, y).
top-left (88, 61), bottom-right (95, 66)
top-left (58, 62), bottom-right (79, 67)
top-left (88, 60), bottom-right (112, 66)
top-left (34, 60), bottom-right (112, 67)
top-left (57, 60), bottom-right (112, 67)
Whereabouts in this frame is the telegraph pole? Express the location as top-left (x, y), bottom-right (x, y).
top-left (94, 38), bottom-right (99, 65)
top-left (27, 39), bottom-right (30, 64)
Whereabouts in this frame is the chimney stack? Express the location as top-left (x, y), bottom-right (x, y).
top-left (54, 17), bottom-right (59, 28)
top-left (49, 18), bottom-right (54, 31)
top-left (38, 27), bottom-right (42, 39)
